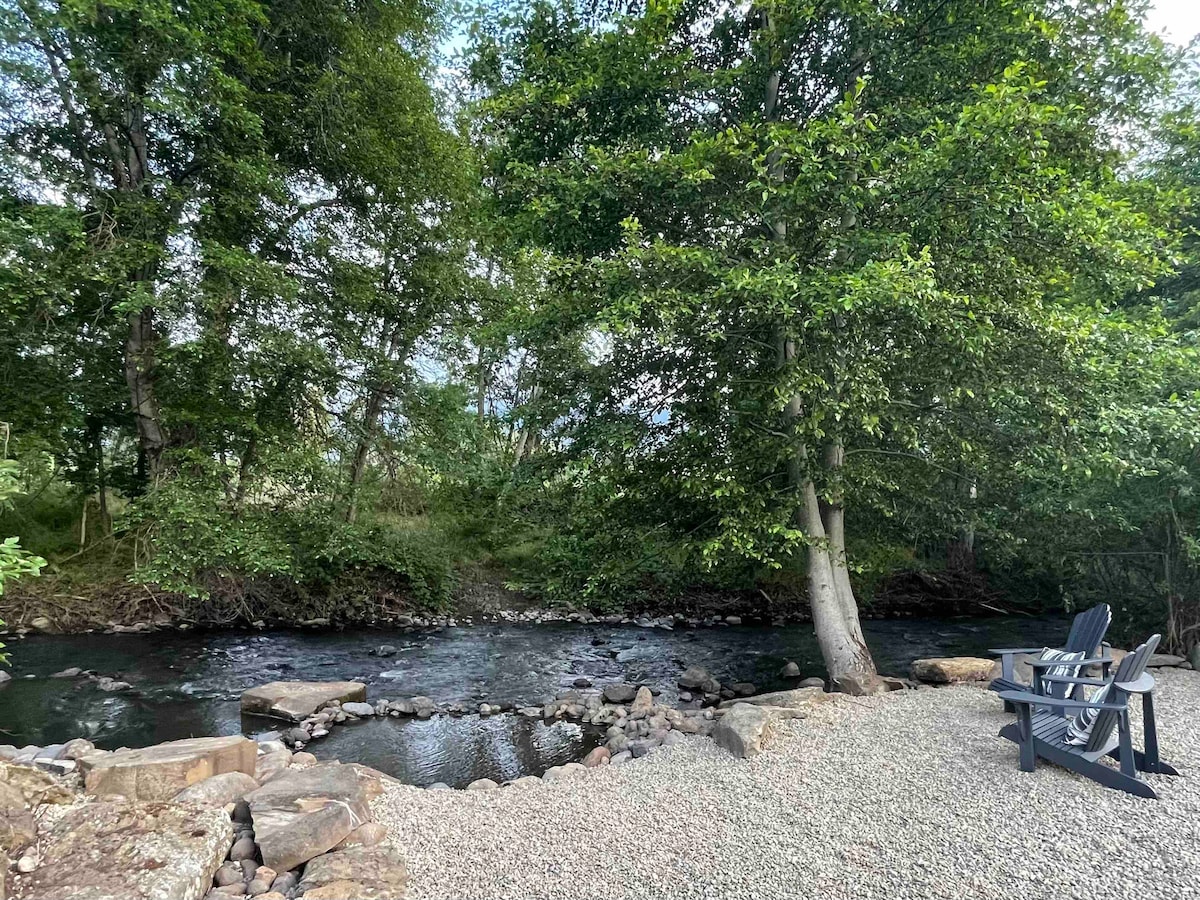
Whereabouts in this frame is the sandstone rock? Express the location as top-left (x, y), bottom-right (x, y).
top-left (79, 735), bottom-right (256, 801)
top-left (506, 776), bottom-right (542, 788)
top-left (175, 772), bottom-right (261, 807)
top-left (836, 672), bottom-right (905, 695)
top-left (298, 846), bottom-right (407, 900)
top-left (582, 746), bottom-right (610, 768)
top-left (0, 760), bottom-right (74, 806)
top-left (254, 750), bottom-right (292, 784)
top-left (341, 702), bottom-right (375, 717)
top-left (677, 666), bottom-right (711, 689)
top-left (712, 702), bottom-right (772, 759)
top-left (1147, 653), bottom-right (1186, 668)
top-left (911, 657), bottom-right (996, 684)
top-left (240, 682), bottom-right (367, 722)
top-left (629, 686), bottom-right (654, 719)
top-left (229, 835), bottom-right (257, 861)
top-left (334, 822), bottom-right (388, 850)
top-left (601, 683), bottom-right (638, 704)
top-left (0, 781), bottom-right (36, 852)
top-left (466, 778), bottom-right (498, 790)
top-left (244, 763), bottom-right (372, 872)
top-left (291, 752), bottom-right (318, 766)
top-left (718, 687), bottom-right (830, 710)
top-left (60, 738), bottom-right (96, 761)
top-left (16, 800), bottom-right (231, 900)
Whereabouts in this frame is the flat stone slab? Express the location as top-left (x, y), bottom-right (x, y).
top-left (79, 735), bottom-right (256, 801)
top-left (718, 687), bottom-right (830, 710)
top-left (245, 763), bottom-right (373, 872)
top-left (13, 800), bottom-right (231, 900)
top-left (299, 845), bottom-right (408, 899)
top-left (911, 657), bottom-right (996, 684)
top-left (241, 681), bottom-right (367, 722)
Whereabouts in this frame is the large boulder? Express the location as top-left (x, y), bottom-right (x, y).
top-left (712, 703), bottom-right (772, 759)
top-left (173, 771), bottom-right (260, 807)
top-left (244, 763), bottom-right (373, 872)
top-left (297, 845), bottom-right (408, 900)
top-left (241, 682), bottom-right (367, 722)
top-left (0, 760), bottom-right (75, 806)
top-left (910, 657), bottom-right (995, 685)
top-left (13, 800), bottom-right (231, 900)
top-left (718, 687), bottom-right (830, 710)
top-left (79, 735), bottom-right (256, 802)
top-left (834, 672), bottom-right (903, 695)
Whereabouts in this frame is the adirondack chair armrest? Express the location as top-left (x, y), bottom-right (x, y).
top-left (1039, 674), bottom-right (1108, 687)
top-left (1114, 673), bottom-right (1156, 694)
top-left (996, 691), bottom-right (1126, 712)
top-left (987, 647), bottom-right (1047, 656)
top-left (1027, 655), bottom-right (1111, 669)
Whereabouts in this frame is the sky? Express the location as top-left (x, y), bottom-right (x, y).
top-left (1147, 0), bottom-right (1200, 45)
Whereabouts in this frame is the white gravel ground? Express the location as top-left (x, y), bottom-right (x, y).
top-left (371, 669), bottom-right (1200, 900)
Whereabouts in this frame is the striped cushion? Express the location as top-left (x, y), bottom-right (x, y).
top-left (1038, 647), bottom-right (1085, 680)
top-left (1066, 684), bottom-right (1110, 746)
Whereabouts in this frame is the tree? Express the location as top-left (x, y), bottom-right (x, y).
top-left (473, 0), bottom-right (1180, 687)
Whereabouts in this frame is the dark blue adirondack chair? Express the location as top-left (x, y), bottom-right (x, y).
top-left (997, 634), bottom-right (1179, 799)
top-left (989, 603), bottom-right (1113, 710)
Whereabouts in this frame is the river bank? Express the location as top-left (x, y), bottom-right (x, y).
top-left (370, 668), bottom-right (1200, 900)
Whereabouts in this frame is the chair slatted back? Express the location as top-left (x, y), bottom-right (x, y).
top-left (1044, 604), bottom-right (1112, 700)
top-left (1064, 604), bottom-right (1112, 656)
top-left (1084, 634), bottom-right (1160, 754)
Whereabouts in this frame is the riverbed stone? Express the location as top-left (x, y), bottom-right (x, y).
top-left (334, 822), bottom-right (388, 850)
top-left (341, 701), bottom-right (375, 717)
top-left (911, 657), bottom-right (996, 684)
top-left (779, 661), bottom-right (801, 677)
top-left (298, 846), bottom-right (408, 900)
top-left (629, 686), bottom-right (654, 719)
top-left (244, 763), bottom-right (372, 872)
top-left (712, 702), bottom-right (772, 759)
top-left (175, 771), bottom-right (261, 807)
top-left (718, 687), bottom-right (830, 710)
top-left (79, 735), bottom-right (256, 802)
top-left (677, 666), bottom-right (711, 690)
top-left (602, 683), bottom-right (638, 704)
top-left (466, 778), bottom-right (499, 791)
top-left (16, 800), bottom-right (231, 900)
top-left (240, 682), bottom-right (367, 722)
top-left (582, 746), bottom-right (610, 768)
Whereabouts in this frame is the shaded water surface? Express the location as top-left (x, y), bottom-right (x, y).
top-left (0, 615), bottom-right (1068, 786)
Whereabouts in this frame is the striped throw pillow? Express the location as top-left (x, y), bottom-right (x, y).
top-left (1066, 684), bottom-right (1111, 746)
top-left (1037, 647), bottom-right (1085, 680)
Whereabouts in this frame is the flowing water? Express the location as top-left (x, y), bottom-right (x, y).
top-left (0, 614), bottom-right (1068, 787)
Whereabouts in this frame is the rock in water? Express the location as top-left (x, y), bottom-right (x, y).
top-left (601, 683), bottom-right (638, 704)
top-left (240, 682), bottom-right (367, 722)
top-left (712, 703), bottom-right (772, 759)
top-left (298, 846), bottom-right (408, 900)
top-left (16, 801), bottom-right (231, 900)
top-left (174, 771), bottom-right (261, 807)
top-left (581, 746), bottom-right (611, 768)
top-left (79, 735), bottom-right (257, 802)
top-left (244, 763), bottom-right (373, 872)
top-left (779, 661), bottom-right (801, 678)
top-left (340, 701), bottom-right (375, 717)
top-left (629, 687), bottom-right (654, 719)
top-left (910, 657), bottom-right (995, 685)
top-left (677, 666), bottom-right (711, 689)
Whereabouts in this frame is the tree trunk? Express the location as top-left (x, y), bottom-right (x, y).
top-left (123, 302), bottom-right (167, 481)
top-left (345, 328), bottom-right (408, 524)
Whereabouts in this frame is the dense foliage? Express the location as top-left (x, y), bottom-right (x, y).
top-left (0, 0), bottom-right (1197, 674)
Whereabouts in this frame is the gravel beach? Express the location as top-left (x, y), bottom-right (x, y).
top-left (372, 668), bottom-right (1200, 900)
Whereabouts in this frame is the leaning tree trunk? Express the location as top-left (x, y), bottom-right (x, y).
top-left (345, 327), bottom-right (409, 524)
top-left (762, 9), bottom-right (877, 690)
